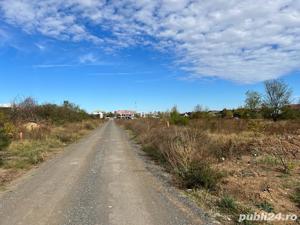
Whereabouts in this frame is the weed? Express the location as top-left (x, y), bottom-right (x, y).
top-left (177, 162), bottom-right (223, 190)
top-left (56, 133), bottom-right (74, 143)
top-left (169, 107), bottom-right (189, 126)
top-left (83, 121), bottom-right (95, 130)
top-left (0, 128), bottom-right (10, 150)
top-left (291, 186), bottom-right (300, 208)
top-left (142, 145), bottom-right (166, 164)
top-left (258, 155), bottom-right (279, 166)
top-left (247, 120), bottom-right (265, 134)
top-left (256, 201), bottom-right (274, 212)
top-left (117, 118), bottom-right (300, 221)
top-left (1, 120), bottom-right (98, 172)
top-left (218, 195), bottom-right (238, 213)
top-left (272, 146), bottom-right (294, 174)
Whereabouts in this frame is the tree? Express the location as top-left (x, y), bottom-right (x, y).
top-left (0, 112), bottom-right (11, 150)
top-left (220, 108), bottom-right (233, 118)
top-left (245, 91), bottom-right (262, 111)
top-left (169, 106), bottom-right (189, 125)
top-left (194, 104), bottom-right (203, 112)
top-left (11, 97), bottom-right (38, 123)
top-left (244, 91), bottom-right (262, 118)
top-left (263, 80), bottom-right (292, 121)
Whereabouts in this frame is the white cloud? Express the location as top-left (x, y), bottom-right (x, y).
top-left (35, 43), bottom-right (46, 50)
top-left (0, 27), bottom-right (9, 46)
top-left (1, 0), bottom-right (300, 82)
top-left (0, 103), bottom-right (11, 107)
top-left (79, 53), bottom-right (97, 64)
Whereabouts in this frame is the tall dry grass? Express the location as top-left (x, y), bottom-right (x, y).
top-left (0, 120), bottom-right (101, 176)
top-left (119, 118), bottom-right (300, 222)
top-left (119, 118), bottom-right (300, 188)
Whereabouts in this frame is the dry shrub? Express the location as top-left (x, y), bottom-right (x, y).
top-left (190, 119), bottom-right (249, 134)
top-left (292, 186), bottom-right (300, 208)
top-left (21, 125), bottom-right (51, 140)
top-left (209, 134), bottom-right (256, 159)
top-left (53, 120), bottom-right (98, 143)
top-left (119, 118), bottom-right (300, 190)
top-left (120, 118), bottom-right (300, 217)
top-left (82, 121), bottom-right (95, 130)
top-left (263, 120), bottom-right (300, 135)
top-left (55, 132), bottom-right (74, 143)
top-left (190, 118), bottom-right (300, 135)
top-left (176, 161), bottom-right (223, 190)
top-left (162, 127), bottom-right (210, 169)
top-left (119, 119), bottom-right (223, 189)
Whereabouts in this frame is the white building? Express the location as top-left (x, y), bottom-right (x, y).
top-left (115, 110), bottom-right (136, 119)
top-left (92, 111), bottom-right (104, 119)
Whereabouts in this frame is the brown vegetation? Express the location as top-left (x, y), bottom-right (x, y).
top-left (0, 120), bottom-right (101, 187)
top-left (0, 97), bottom-right (102, 187)
top-left (118, 118), bottom-right (300, 224)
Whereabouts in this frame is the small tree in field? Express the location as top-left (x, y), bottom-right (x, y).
top-left (245, 91), bottom-right (262, 111)
top-left (169, 106), bottom-right (188, 126)
top-left (245, 91), bottom-right (262, 118)
top-left (194, 104), bottom-right (203, 112)
top-left (220, 108), bottom-right (233, 118)
top-left (11, 97), bottom-right (38, 123)
top-left (192, 104), bottom-right (210, 119)
top-left (264, 80), bottom-right (292, 121)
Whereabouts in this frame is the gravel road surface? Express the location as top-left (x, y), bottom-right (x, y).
top-left (0, 120), bottom-right (208, 225)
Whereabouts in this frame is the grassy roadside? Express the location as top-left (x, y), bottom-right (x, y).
top-left (0, 119), bottom-right (102, 188)
top-left (118, 118), bottom-right (300, 225)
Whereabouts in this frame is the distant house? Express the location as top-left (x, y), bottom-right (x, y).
top-left (289, 104), bottom-right (300, 110)
top-left (0, 103), bottom-right (11, 114)
top-left (115, 110), bottom-right (136, 119)
top-left (92, 111), bottom-right (105, 119)
top-left (139, 112), bottom-right (146, 118)
top-left (180, 112), bottom-right (192, 117)
top-left (208, 110), bottom-right (220, 117)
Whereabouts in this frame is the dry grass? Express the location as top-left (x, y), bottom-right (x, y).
top-left (118, 118), bottom-right (300, 224)
top-left (0, 119), bottom-right (101, 186)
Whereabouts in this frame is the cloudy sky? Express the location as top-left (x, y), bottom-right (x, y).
top-left (0, 0), bottom-right (300, 112)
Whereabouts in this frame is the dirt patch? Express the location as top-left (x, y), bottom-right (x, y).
top-left (0, 168), bottom-right (24, 187)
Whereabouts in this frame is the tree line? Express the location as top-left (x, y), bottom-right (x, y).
top-left (5, 97), bottom-right (91, 124)
top-left (0, 97), bottom-right (93, 150)
top-left (191, 79), bottom-right (299, 121)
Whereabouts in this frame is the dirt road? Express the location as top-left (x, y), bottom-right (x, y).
top-left (0, 120), bottom-right (209, 225)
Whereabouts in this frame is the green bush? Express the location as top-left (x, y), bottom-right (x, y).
top-left (280, 106), bottom-right (300, 120)
top-left (0, 112), bottom-right (11, 150)
top-left (36, 101), bottom-right (90, 124)
top-left (142, 145), bottom-right (167, 164)
top-left (218, 195), bottom-right (238, 213)
top-left (177, 162), bottom-right (223, 190)
top-left (292, 187), bottom-right (300, 208)
top-left (169, 107), bottom-right (189, 126)
top-left (0, 128), bottom-right (10, 150)
top-left (11, 98), bottom-right (91, 124)
top-left (26, 150), bottom-right (44, 165)
top-left (256, 201), bottom-right (274, 212)
top-left (220, 108), bottom-right (233, 118)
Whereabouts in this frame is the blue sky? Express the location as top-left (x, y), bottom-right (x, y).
top-left (0, 1), bottom-right (300, 112)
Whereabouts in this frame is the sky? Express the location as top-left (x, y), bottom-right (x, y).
top-left (0, 0), bottom-right (300, 112)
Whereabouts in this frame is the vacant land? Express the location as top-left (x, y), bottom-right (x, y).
top-left (0, 121), bottom-right (205, 225)
top-left (118, 118), bottom-right (300, 224)
top-left (0, 119), bottom-right (101, 187)
top-left (0, 98), bottom-right (102, 187)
